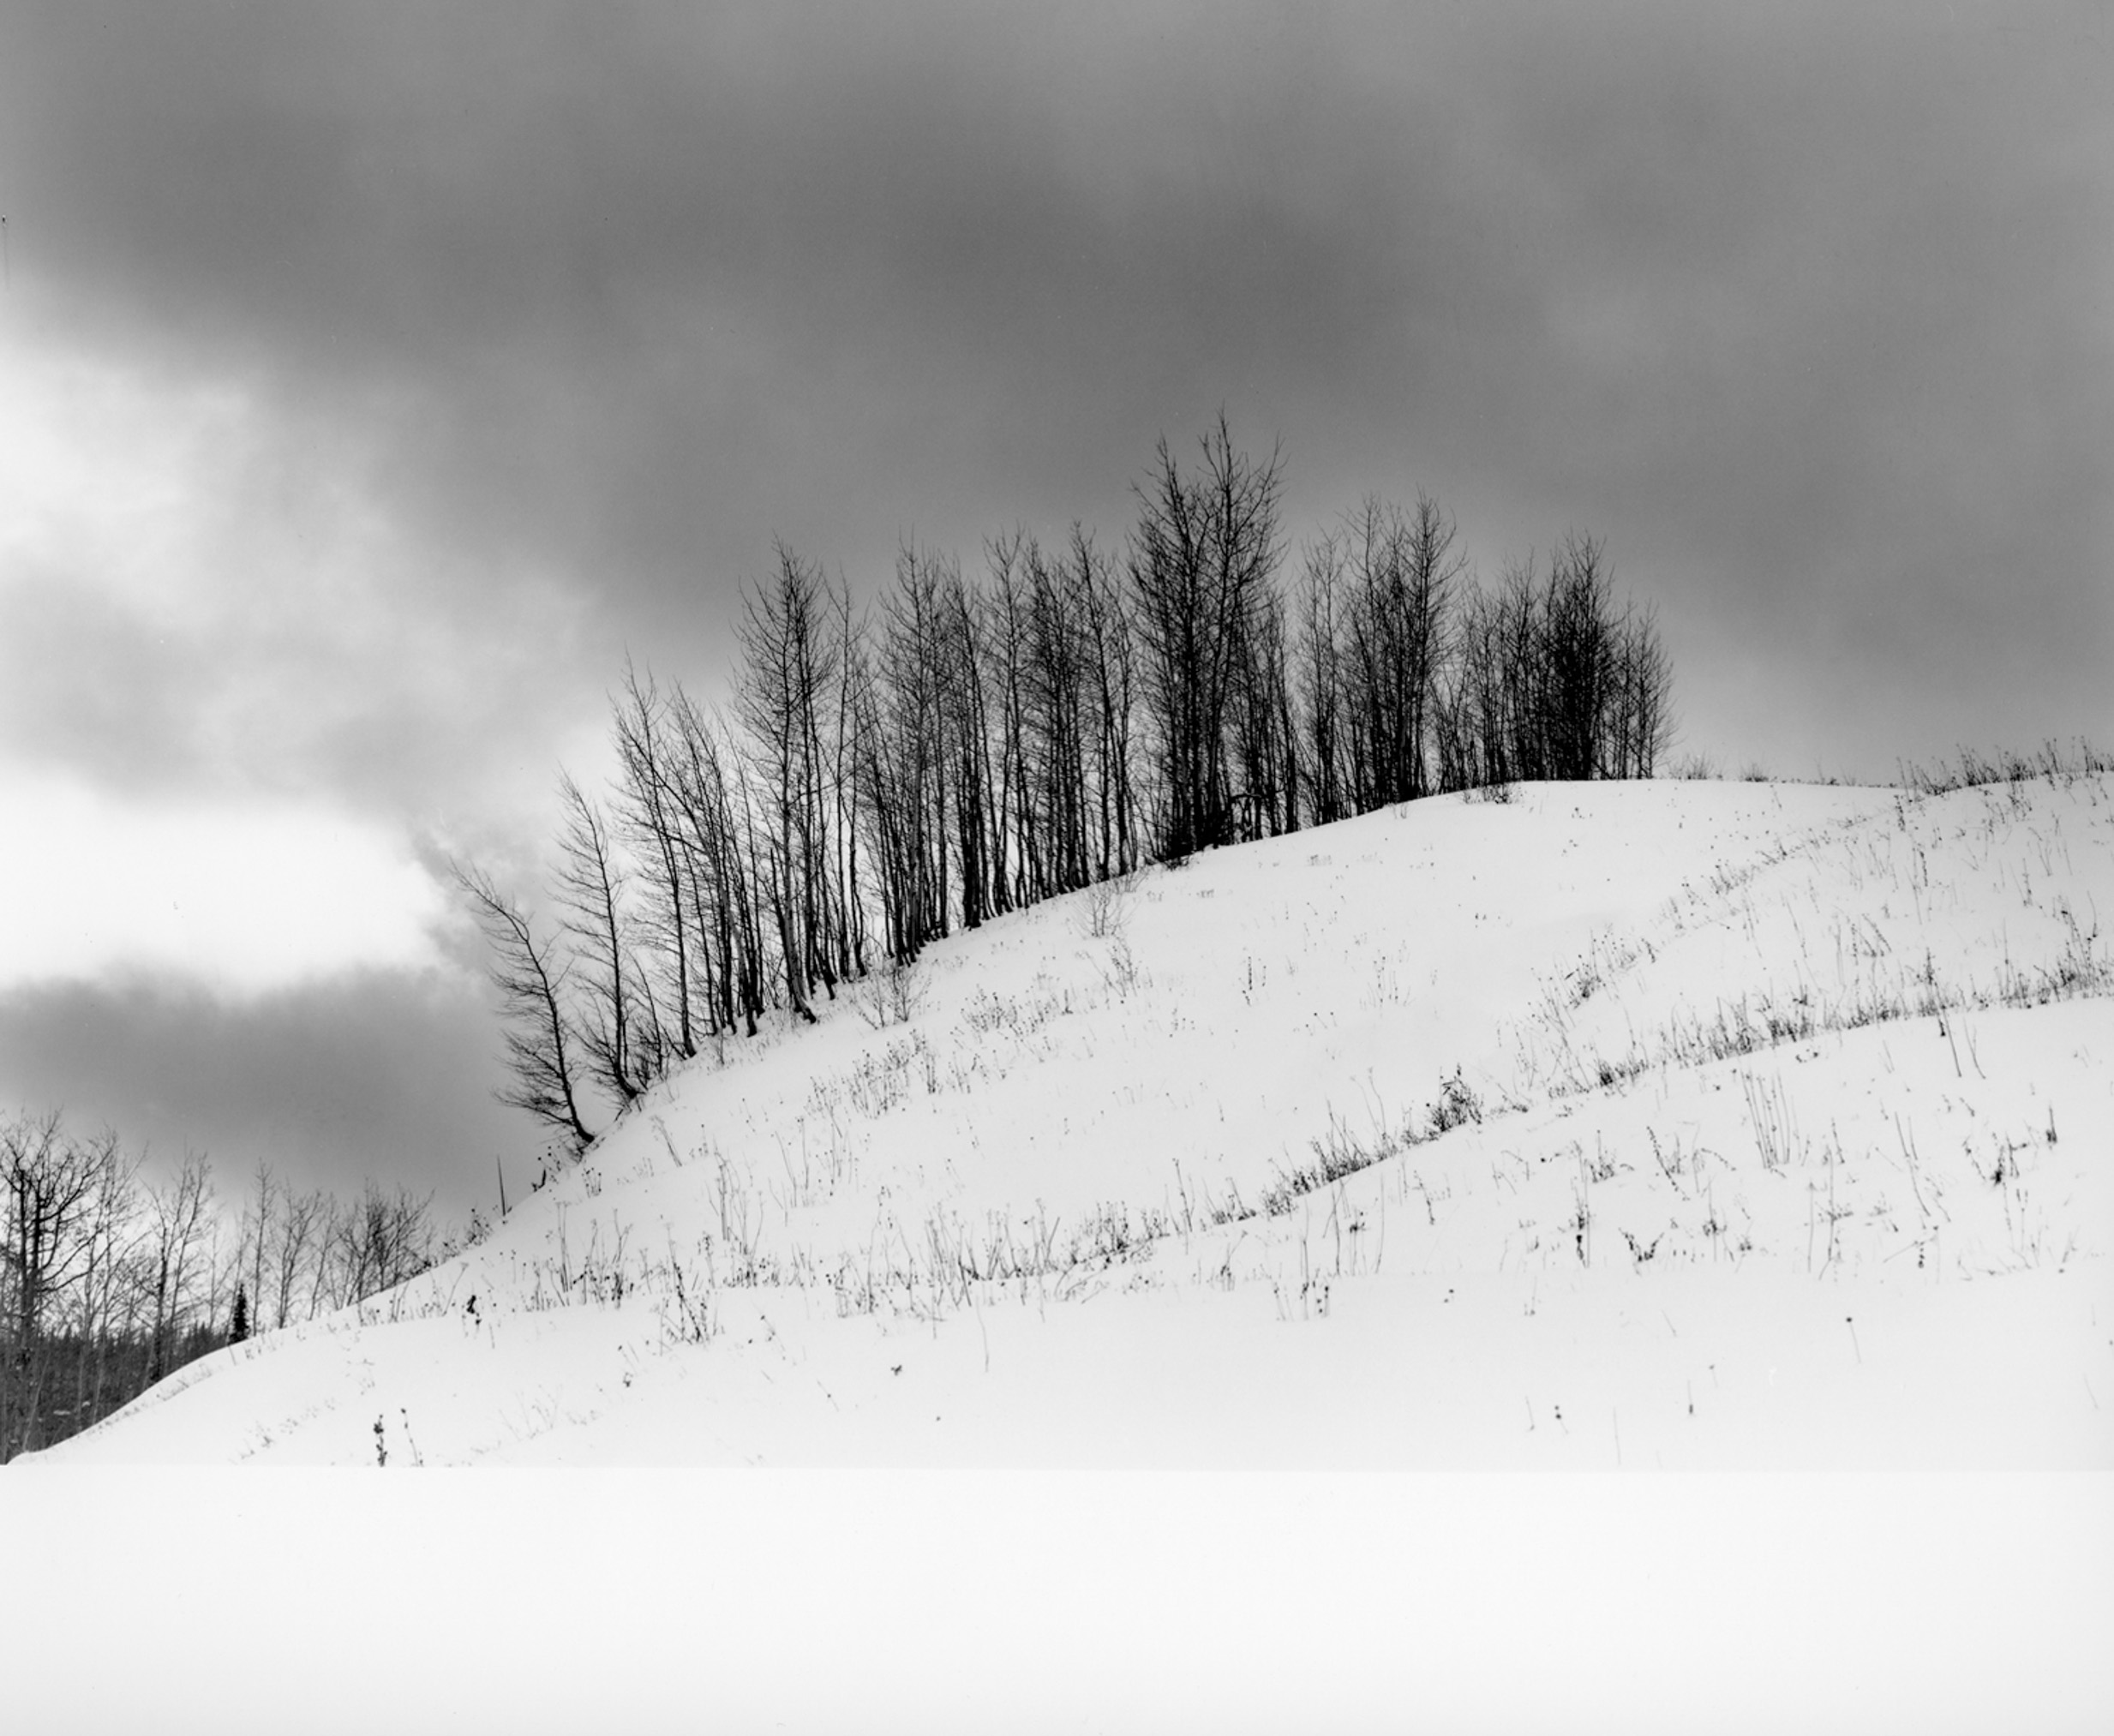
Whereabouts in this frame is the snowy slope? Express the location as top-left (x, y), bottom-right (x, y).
top-left (35, 774), bottom-right (2114, 1467)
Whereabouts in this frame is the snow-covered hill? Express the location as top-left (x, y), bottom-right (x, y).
top-left (36, 773), bottom-right (2114, 1466)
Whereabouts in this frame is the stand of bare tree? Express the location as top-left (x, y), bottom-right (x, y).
top-left (1, 1114), bottom-right (441, 1461)
top-left (458, 420), bottom-right (1674, 1160)
top-left (1, 424), bottom-right (1676, 1454)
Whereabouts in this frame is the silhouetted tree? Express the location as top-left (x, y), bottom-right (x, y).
top-left (3, 1111), bottom-right (104, 1454)
top-left (145, 1152), bottom-right (213, 1386)
top-left (554, 772), bottom-right (656, 1101)
top-left (451, 860), bottom-right (599, 1157)
top-left (613, 664), bottom-right (699, 1065)
top-left (454, 416), bottom-right (1680, 1164)
top-left (1129, 416), bottom-right (1286, 857)
top-left (1295, 532), bottom-right (1350, 824)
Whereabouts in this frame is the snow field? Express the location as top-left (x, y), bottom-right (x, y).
top-left (38, 774), bottom-right (2114, 1465)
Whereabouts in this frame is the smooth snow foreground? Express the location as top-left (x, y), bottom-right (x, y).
top-left (37, 777), bottom-right (2114, 1466)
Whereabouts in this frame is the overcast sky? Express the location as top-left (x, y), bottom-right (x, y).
top-left (1, 0), bottom-right (2106, 1215)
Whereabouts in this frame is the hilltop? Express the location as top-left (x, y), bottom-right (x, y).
top-left (36, 771), bottom-right (2114, 1467)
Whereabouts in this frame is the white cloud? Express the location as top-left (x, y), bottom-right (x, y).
top-left (0, 768), bottom-right (449, 996)
top-left (0, 321), bottom-right (597, 825)
top-left (0, 336), bottom-right (246, 617)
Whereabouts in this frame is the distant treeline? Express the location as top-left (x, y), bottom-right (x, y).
top-left (1, 1111), bottom-right (445, 1460)
top-left (460, 420), bottom-right (1674, 1156)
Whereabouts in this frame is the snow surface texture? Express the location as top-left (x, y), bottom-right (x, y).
top-left (37, 777), bottom-right (2114, 1466)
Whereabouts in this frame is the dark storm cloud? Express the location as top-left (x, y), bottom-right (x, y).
top-left (5, 0), bottom-right (2105, 794)
top-left (1440, 9), bottom-right (2114, 762)
top-left (0, 968), bottom-right (530, 1214)
top-left (9, 1), bottom-right (1433, 587)
top-left (1, 0), bottom-right (2105, 1207)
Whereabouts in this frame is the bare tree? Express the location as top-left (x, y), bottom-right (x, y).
top-left (937, 563), bottom-right (996, 930)
top-left (452, 859), bottom-right (599, 1157)
top-left (982, 530), bottom-right (1033, 913)
top-left (1540, 532), bottom-right (1614, 781)
top-left (737, 543), bottom-right (845, 1014)
top-left (272, 1188), bottom-right (327, 1328)
top-left (1129, 415), bottom-right (1286, 857)
top-left (307, 1193), bottom-right (350, 1319)
top-left (241, 1158), bottom-right (274, 1339)
top-left (1338, 492), bottom-right (1462, 811)
top-left (555, 771), bottom-right (656, 1102)
top-left (1606, 602), bottom-right (1674, 779)
top-left (828, 577), bottom-right (871, 980)
top-left (1296, 532), bottom-right (1350, 825)
top-left (2, 1111), bottom-right (104, 1452)
top-left (1024, 536), bottom-right (1091, 893)
top-left (1229, 579), bottom-right (1297, 838)
top-left (612, 664), bottom-right (699, 1066)
top-left (875, 540), bottom-right (959, 956)
top-left (340, 1182), bottom-right (434, 1304)
top-left (69, 1131), bottom-right (141, 1431)
top-left (145, 1151), bottom-right (213, 1386)
top-left (1071, 525), bottom-right (1140, 879)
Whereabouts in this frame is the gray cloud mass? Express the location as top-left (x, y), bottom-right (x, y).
top-left (6, 3), bottom-right (2106, 771)
top-left (0, 0), bottom-right (2105, 1202)
top-left (0, 970), bottom-right (526, 1212)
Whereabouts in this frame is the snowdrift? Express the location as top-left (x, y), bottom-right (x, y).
top-left (37, 773), bottom-right (2114, 1466)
